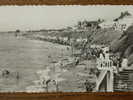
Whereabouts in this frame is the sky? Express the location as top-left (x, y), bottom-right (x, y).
top-left (0, 5), bottom-right (133, 31)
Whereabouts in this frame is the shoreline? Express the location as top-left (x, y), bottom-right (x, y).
top-left (23, 34), bottom-right (70, 47)
top-left (22, 35), bottom-right (97, 92)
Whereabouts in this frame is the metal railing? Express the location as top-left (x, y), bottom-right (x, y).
top-left (97, 59), bottom-right (114, 70)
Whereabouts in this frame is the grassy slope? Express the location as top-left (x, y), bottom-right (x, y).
top-left (27, 27), bottom-right (123, 45)
top-left (111, 25), bottom-right (133, 66)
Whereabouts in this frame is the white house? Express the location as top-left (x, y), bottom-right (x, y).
top-left (100, 15), bottom-right (133, 31)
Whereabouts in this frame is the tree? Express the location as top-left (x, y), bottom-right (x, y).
top-left (98, 18), bottom-right (104, 23)
top-left (80, 27), bottom-right (97, 58)
top-left (77, 21), bottom-right (82, 29)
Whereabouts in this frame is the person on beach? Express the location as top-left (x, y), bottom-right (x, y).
top-left (2, 69), bottom-right (10, 78)
top-left (96, 50), bottom-right (105, 68)
top-left (115, 56), bottom-right (122, 72)
top-left (120, 57), bottom-right (128, 71)
top-left (105, 51), bottom-right (110, 61)
top-left (84, 80), bottom-right (96, 92)
top-left (99, 50), bottom-right (105, 61)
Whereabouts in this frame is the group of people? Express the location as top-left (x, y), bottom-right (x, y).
top-left (95, 46), bottom-right (128, 72)
top-left (83, 46), bottom-right (129, 92)
top-left (87, 45), bottom-right (128, 72)
top-left (0, 69), bottom-right (20, 80)
top-left (111, 55), bottom-right (128, 72)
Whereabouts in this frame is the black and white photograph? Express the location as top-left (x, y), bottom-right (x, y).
top-left (0, 5), bottom-right (133, 92)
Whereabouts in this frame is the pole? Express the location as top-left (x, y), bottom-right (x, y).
top-left (106, 70), bottom-right (113, 92)
top-left (56, 81), bottom-right (59, 92)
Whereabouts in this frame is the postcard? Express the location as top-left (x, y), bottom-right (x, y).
top-left (0, 5), bottom-right (133, 93)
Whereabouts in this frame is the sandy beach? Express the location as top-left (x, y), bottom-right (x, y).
top-left (0, 33), bottom-right (72, 92)
top-left (0, 33), bottom-right (96, 92)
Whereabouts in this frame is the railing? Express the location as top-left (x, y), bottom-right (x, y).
top-left (95, 70), bottom-right (108, 91)
top-left (97, 59), bottom-right (114, 70)
top-left (95, 59), bottom-right (114, 92)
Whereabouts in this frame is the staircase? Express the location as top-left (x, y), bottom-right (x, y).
top-left (95, 70), bottom-right (107, 91)
top-left (95, 58), bottom-right (133, 92)
top-left (114, 69), bottom-right (133, 92)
